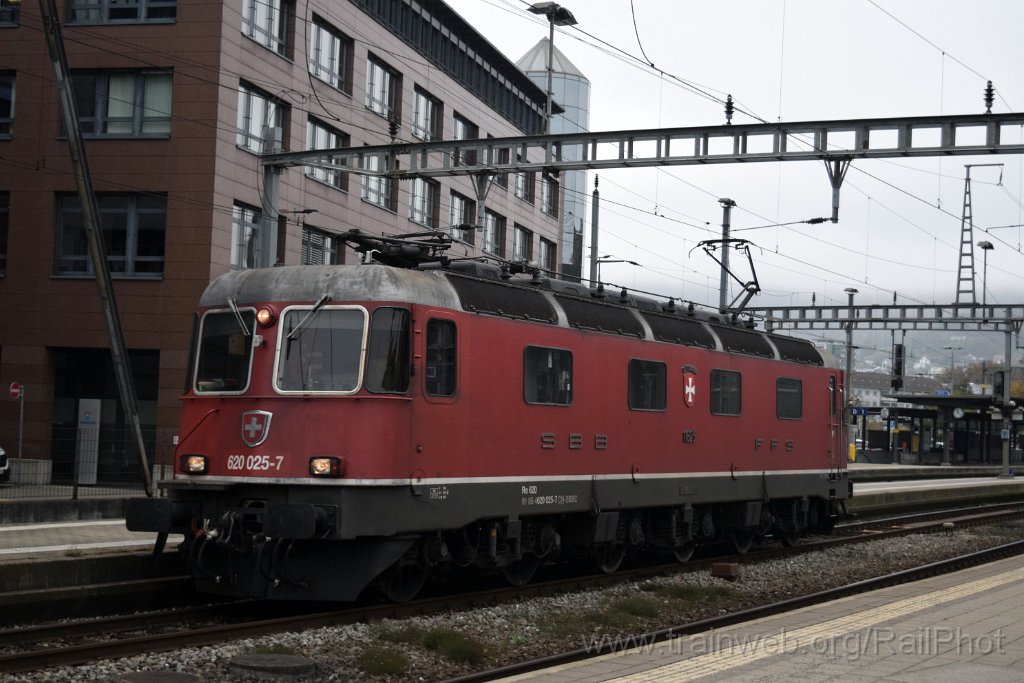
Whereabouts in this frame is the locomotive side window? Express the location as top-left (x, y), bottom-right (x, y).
top-left (710, 369), bottom-right (741, 415)
top-left (524, 346), bottom-right (572, 405)
top-left (776, 377), bottom-right (802, 419)
top-left (425, 319), bottom-right (456, 397)
top-left (628, 359), bottom-right (666, 411)
top-left (195, 310), bottom-right (256, 393)
top-left (277, 308), bottom-right (365, 392)
top-left (366, 307), bottom-right (411, 394)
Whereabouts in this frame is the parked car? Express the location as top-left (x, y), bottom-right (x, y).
top-left (0, 446), bottom-right (9, 483)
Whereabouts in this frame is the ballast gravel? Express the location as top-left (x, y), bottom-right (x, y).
top-left (7, 523), bottom-right (1023, 683)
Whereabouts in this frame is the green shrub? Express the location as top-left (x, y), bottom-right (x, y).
top-left (358, 645), bottom-right (410, 676)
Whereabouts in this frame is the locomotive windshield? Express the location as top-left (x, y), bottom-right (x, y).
top-left (194, 310), bottom-right (256, 393)
top-left (276, 307), bottom-right (366, 392)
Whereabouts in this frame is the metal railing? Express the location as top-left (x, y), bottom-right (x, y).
top-left (0, 428), bottom-right (176, 500)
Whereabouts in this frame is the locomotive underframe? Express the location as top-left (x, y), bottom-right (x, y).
top-left (130, 469), bottom-right (847, 601)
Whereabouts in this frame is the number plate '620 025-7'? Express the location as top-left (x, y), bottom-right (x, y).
top-left (226, 454), bottom-right (284, 471)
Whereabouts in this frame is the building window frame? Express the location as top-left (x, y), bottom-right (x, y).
top-left (512, 224), bottom-right (532, 262)
top-left (231, 201), bottom-right (261, 271)
top-left (242, 0), bottom-right (292, 57)
top-left (237, 82), bottom-right (285, 154)
top-left (449, 191), bottom-right (475, 245)
top-left (67, 0), bottom-right (176, 24)
top-left (308, 16), bottom-right (352, 92)
top-left (541, 173), bottom-right (559, 217)
top-left (0, 73), bottom-right (12, 138)
top-left (538, 237), bottom-right (556, 274)
top-left (483, 210), bottom-right (505, 257)
top-left (0, 191), bottom-right (8, 275)
top-left (412, 87), bottom-right (442, 141)
top-left (361, 154), bottom-right (397, 212)
top-left (55, 192), bottom-right (166, 278)
top-left (453, 113), bottom-right (478, 166)
top-left (71, 70), bottom-right (172, 137)
top-left (410, 177), bottom-right (440, 228)
top-left (306, 116), bottom-right (349, 191)
top-left (301, 226), bottom-right (342, 265)
top-left (366, 55), bottom-right (400, 120)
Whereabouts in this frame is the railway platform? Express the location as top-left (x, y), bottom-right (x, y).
top-left (498, 553), bottom-right (1024, 682)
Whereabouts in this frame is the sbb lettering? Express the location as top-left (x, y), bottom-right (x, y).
top-left (539, 433), bottom-right (610, 451)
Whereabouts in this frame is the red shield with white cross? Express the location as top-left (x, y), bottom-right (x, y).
top-left (241, 410), bottom-right (273, 448)
top-left (682, 367), bottom-right (697, 407)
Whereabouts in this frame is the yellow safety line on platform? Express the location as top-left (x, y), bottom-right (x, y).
top-left (602, 564), bottom-right (1024, 682)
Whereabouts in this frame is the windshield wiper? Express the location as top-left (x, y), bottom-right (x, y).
top-left (287, 294), bottom-right (331, 341)
top-left (227, 298), bottom-right (251, 336)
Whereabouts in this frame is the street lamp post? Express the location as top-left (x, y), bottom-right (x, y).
top-left (527, 2), bottom-right (578, 134)
top-left (977, 240), bottom-right (993, 307)
top-left (945, 345), bottom-right (963, 392)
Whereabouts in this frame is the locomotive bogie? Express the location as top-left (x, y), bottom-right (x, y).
top-left (128, 263), bottom-right (849, 602)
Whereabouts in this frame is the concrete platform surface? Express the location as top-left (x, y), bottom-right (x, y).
top-left (499, 554), bottom-right (1024, 682)
top-left (0, 519), bottom-right (177, 561)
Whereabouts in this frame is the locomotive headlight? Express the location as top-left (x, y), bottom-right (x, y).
top-left (256, 306), bottom-right (276, 327)
top-left (181, 454), bottom-right (208, 474)
top-left (309, 456), bottom-right (344, 477)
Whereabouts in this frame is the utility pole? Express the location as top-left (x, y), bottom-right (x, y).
top-left (37, 0), bottom-right (154, 496)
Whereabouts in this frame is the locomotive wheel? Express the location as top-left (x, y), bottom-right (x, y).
top-left (672, 540), bottom-right (696, 563)
top-left (592, 543), bottom-right (626, 574)
top-left (779, 531), bottom-right (802, 547)
top-left (502, 554), bottom-right (540, 587)
top-left (379, 563), bottom-right (430, 603)
top-left (730, 529), bottom-right (755, 555)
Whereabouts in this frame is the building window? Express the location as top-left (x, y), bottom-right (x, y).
top-left (524, 346), bottom-right (572, 405)
top-left (55, 193), bottom-right (166, 277)
top-left (231, 201), bottom-right (261, 271)
top-left (308, 16), bottom-right (351, 92)
top-left (71, 70), bottom-right (172, 137)
top-left (539, 237), bottom-right (556, 274)
top-left (306, 117), bottom-right (348, 190)
top-left (425, 319), bottom-right (456, 397)
top-left (237, 82), bottom-right (285, 153)
top-left (710, 369), bottom-right (742, 416)
top-left (776, 377), bottom-right (803, 419)
top-left (366, 56), bottom-right (399, 119)
top-left (242, 0), bottom-right (292, 57)
top-left (449, 192), bottom-right (475, 245)
top-left (483, 210), bottom-right (505, 256)
top-left (541, 174), bottom-right (558, 217)
top-left (412, 87), bottom-right (441, 141)
top-left (514, 155), bottom-right (534, 203)
top-left (0, 191), bottom-right (8, 275)
top-left (410, 177), bottom-right (439, 228)
top-left (361, 154), bottom-right (396, 211)
top-left (490, 136), bottom-right (509, 188)
top-left (68, 0), bottom-right (176, 23)
top-left (453, 113), bottom-right (477, 166)
top-left (0, 73), bottom-right (12, 138)
top-left (0, 0), bottom-right (21, 24)
top-left (628, 359), bottom-right (666, 411)
top-left (301, 226), bottom-right (342, 265)
top-left (512, 224), bottom-right (532, 262)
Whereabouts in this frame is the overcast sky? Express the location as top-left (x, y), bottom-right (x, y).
top-left (445, 0), bottom-right (1024, 320)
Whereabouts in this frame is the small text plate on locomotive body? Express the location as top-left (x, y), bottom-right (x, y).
top-left (520, 484), bottom-right (579, 507)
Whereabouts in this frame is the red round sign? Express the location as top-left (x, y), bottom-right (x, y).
top-left (9, 382), bottom-right (21, 400)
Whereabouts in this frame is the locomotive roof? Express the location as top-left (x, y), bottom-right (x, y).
top-left (202, 264), bottom-right (828, 366)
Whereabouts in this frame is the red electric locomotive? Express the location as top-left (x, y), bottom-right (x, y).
top-left (128, 231), bottom-right (849, 602)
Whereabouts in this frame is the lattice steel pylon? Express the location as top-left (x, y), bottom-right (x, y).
top-left (954, 164), bottom-right (1003, 304)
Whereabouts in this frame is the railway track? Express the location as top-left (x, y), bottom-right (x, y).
top-left (1, 503), bottom-right (1022, 676)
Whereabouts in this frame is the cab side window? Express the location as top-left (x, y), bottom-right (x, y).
top-left (365, 307), bottom-right (410, 393)
top-left (425, 319), bottom-right (456, 397)
top-left (710, 369), bottom-right (741, 415)
top-left (524, 346), bottom-right (572, 405)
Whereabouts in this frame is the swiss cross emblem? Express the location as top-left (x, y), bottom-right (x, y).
top-left (241, 410), bottom-right (273, 447)
top-left (682, 365), bottom-right (697, 407)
